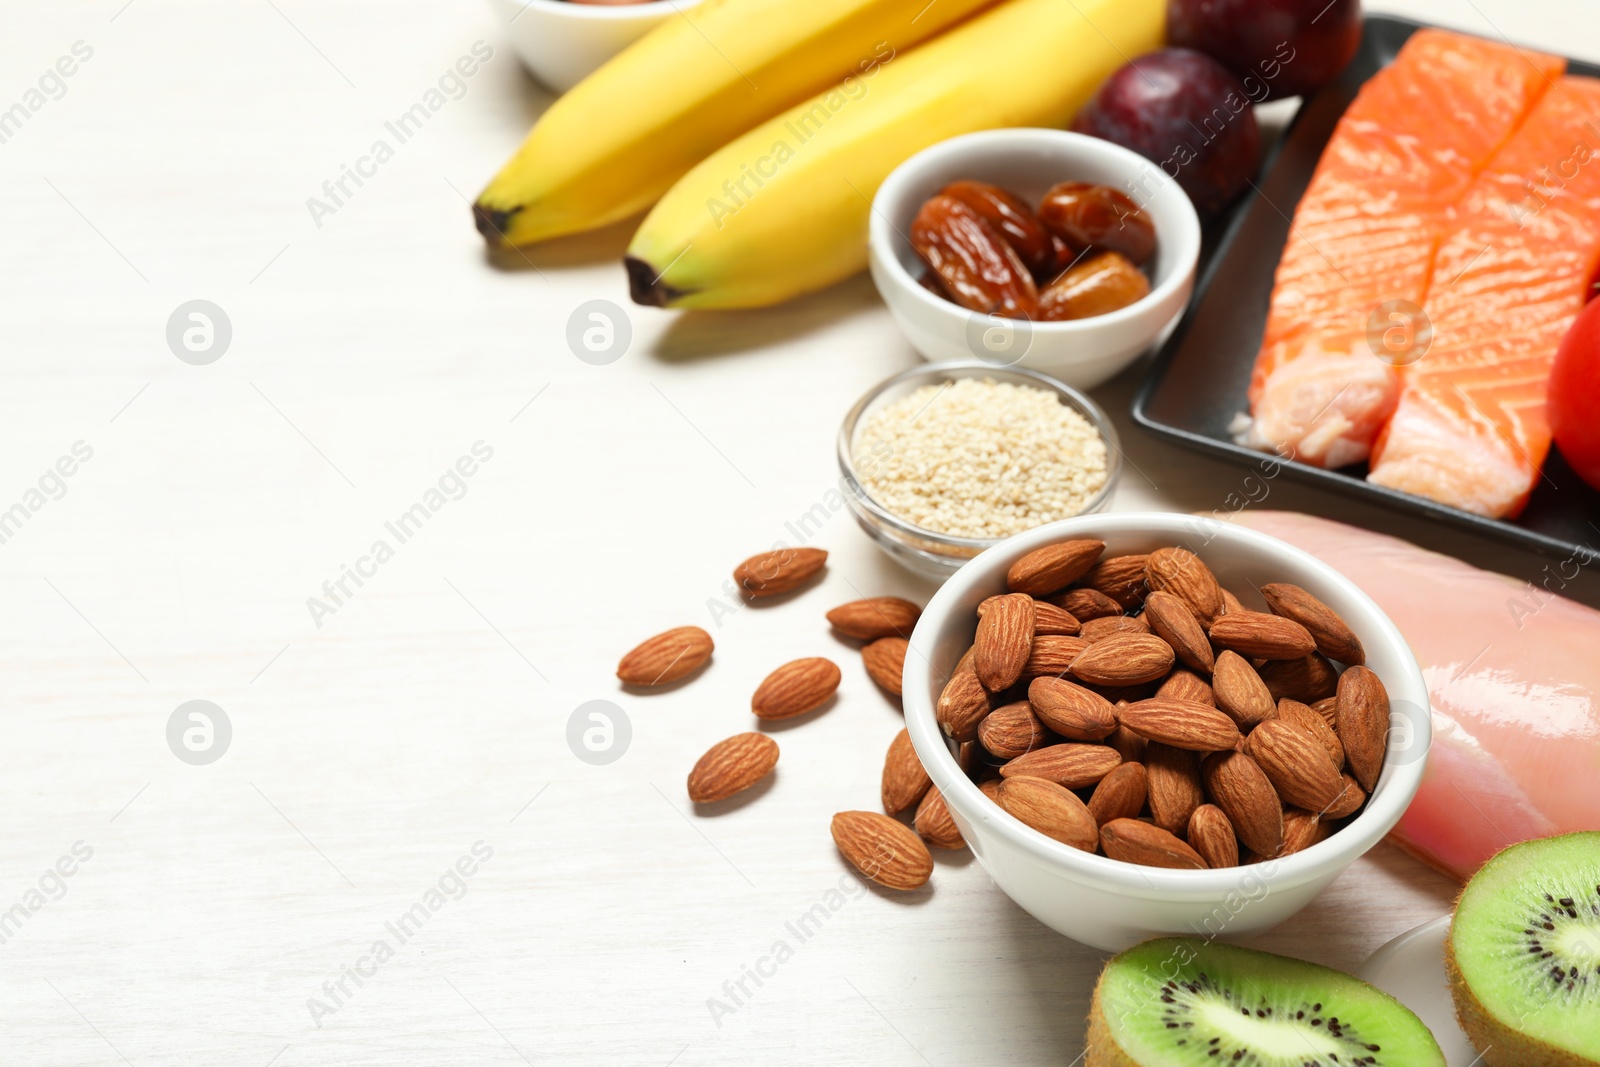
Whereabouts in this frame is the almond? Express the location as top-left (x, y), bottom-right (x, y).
top-left (1087, 762), bottom-right (1148, 825)
top-left (957, 740), bottom-right (978, 773)
top-left (1032, 601), bottom-right (1082, 636)
top-left (1052, 587), bottom-right (1122, 621)
top-left (978, 777), bottom-right (1004, 802)
top-left (1279, 809), bottom-right (1330, 856)
top-left (996, 776), bottom-right (1098, 851)
top-left (1260, 583), bottom-right (1364, 665)
top-left (1026, 676), bottom-right (1117, 741)
top-left (1243, 719), bottom-right (1344, 812)
top-left (1106, 724), bottom-right (1148, 764)
top-left (751, 657), bottom-right (840, 720)
top-left (1336, 665), bottom-right (1389, 792)
top-left (1257, 653), bottom-right (1340, 704)
top-left (617, 626), bottom-right (714, 686)
top-left (936, 663), bottom-right (991, 743)
top-left (826, 597), bottom-right (921, 640)
top-left (1145, 742), bottom-right (1204, 835)
top-left (978, 701), bottom-right (1053, 760)
top-left (1187, 805), bottom-right (1239, 869)
top-left (687, 732), bottom-right (779, 803)
top-left (1080, 614), bottom-right (1151, 642)
top-left (861, 637), bottom-right (908, 695)
top-left (913, 786), bottom-right (965, 850)
top-left (1006, 539), bottom-right (1106, 596)
top-left (1325, 774), bottom-right (1366, 819)
top-left (1141, 590), bottom-right (1214, 673)
top-left (1145, 547), bottom-right (1224, 629)
top-left (831, 811), bottom-right (932, 890)
top-left (1099, 818), bottom-right (1206, 869)
top-left (999, 743), bottom-right (1122, 789)
top-left (1221, 588), bottom-right (1245, 616)
top-left (734, 546), bottom-right (827, 597)
top-left (1211, 650), bottom-right (1276, 728)
top-left (1078, 554), bottom-right (1150, 609)
top-left (1157, 669), bottom-right (1215, 706)
top-left (1207, 611), bottom-right (1317, 660)
top-left (1200, 751), bottom-right (1283, 858)
top-left (1117, 697), bottom-right (1242, 752)
top-left (1068, 632), bottom-right (1175, 686)
top-left (1021, 635), bottom-right (1090, 680)
top-left (974, 592), bottom-right (1034, 691)
top-left (881, 728), bottom-right (932, 814)
top-left (1278, 698), bottom-right (1343, 770)
top-left (1311, 695), bottom-right (1340, 731)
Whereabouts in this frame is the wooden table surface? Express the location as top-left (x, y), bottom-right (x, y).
top-left (3, 1), bottom-right (1596, 1062)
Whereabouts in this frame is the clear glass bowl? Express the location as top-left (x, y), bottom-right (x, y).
top-left (837, 361), bottom-right (1122, 580)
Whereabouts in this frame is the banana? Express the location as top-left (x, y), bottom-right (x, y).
top-left (474, 0), bottom-right (1001, 247)
top-left (625, 0), bottom-right (1163, 309)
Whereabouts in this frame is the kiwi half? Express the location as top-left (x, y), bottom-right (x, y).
top-left (1448, 831), bottom-right (1600, 1066)
top-left (1088, 938), bottom-right (1445, 1066)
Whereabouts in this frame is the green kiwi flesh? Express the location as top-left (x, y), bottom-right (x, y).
top-left (1449, 831), bottom-right (1600, 1066)
top-left (1088, 938), bottom-right (1445, 1067)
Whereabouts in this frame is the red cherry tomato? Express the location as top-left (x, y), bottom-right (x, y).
top-left (1550, 294), bottom-right (1600, 491)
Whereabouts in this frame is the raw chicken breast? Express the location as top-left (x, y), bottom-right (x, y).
top-left (1234, 510), bottom-right (1600, 880)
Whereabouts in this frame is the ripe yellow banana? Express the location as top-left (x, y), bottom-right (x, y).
top-left (626, 0), bottom-right (1163, 309)
top-left (474, 0), bottom-right (1001, 246)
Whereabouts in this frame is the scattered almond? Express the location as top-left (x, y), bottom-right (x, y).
top-left (1117, 697), bottom-right (1242, 752)
top-left (1145, 547), bottom-right (1224, 629)
top-left (997, 776), bottom-right (1100, 850)
top-left (1006, 539), bottom-right (1106, 596)
top-left (751, 657), bottom-right (840, 720)
top-left (1099, 818), bottom-right (1206, 869)
top-left (1088, 762), bottom-right (1148, 825)
top-left (1257, 653), bottom-right (1340, 704)
top-left (881, 728), bottom-right (932, 814)
top-left (826, 596), bottom-right (921, 640)
top-left (1141, 590), bottom-right (1214, 673)
top-left (1052, 587), bottom-right (1122, 621)
top-left (831, 811), bottom-right (932, 890)
top-left (734, 547), bottom-right (827, 597)
top-left (1000, 743), bottom-right (1122, 789)
top-left (1208, 611), bottom-right (1317, 660)
top-left (861, 636), bottom-right (908, 695)
top-left (974, 592), bottom-right (1034, 691)
top-left (1068, 632), bottom-right (1175, 686)
top-left (1336, 665), bottom-right (1389, 792)
top-left (978, 701), bottom-right (1053, 760)
top-left (1027, 676), bottom-right (1117, 741)
top-left (1145, 742), bottom-right (1204, 835)
top-left (1080, 614), bottom-right (1150, 643)
top-left (936, 662), bottom-right (991, 743)
top-left (1243, 719), bottom-right (1344, 812)
top-left (914, 786), bottom-right (965, 849)
top-left (617, 626), bottom-right (714, 686)
top-left (1157, 669), bottom-right (1214, 706)
top-left (1211, 650), bottom-right (1276, 728)
top-left (1201, 751), bottom-right (1284, 858)
top-left (1187, 805), bottom-right (1238, 869)
top-left (1077, 554), bottom-right (1150, 608)
top-left (687, 733), bottom-right (779, 803)
top-left (1278, 698), bottom-right (1343, 770)
top-left (1261, 583), bottom-right (1364, 665)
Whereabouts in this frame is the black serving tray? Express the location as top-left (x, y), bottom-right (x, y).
top-left (1133, 15), bottom-right (1600, 560)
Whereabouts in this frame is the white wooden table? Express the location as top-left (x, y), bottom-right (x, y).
top-left (2, 1), bottom-right (1595, 1062)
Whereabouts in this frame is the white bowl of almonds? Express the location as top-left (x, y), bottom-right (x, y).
top-left (901, 512), bottom-right (1430, 951)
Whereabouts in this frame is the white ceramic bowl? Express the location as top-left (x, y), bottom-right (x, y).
top-left (902, 512), bottom-right (1431, 952)
top-left (487, 0), bottom-right (701, 94)
top-left (869, 129), bottom-right (1201, 390)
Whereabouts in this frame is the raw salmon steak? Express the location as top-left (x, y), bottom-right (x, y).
top-left (1234, 510), bottom-right (1600, 881)
top-left (1246, 30), bottom-right (1562, 468)
top-left (1367, 76), bottom-right (1600, 518)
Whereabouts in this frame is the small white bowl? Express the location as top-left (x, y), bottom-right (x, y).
top-left (869, 129), bottom-right (1201, 390)
top-left (487, 0), bottom-right (701, 94)
top-left (902, 512), bottom-right (1431, 952)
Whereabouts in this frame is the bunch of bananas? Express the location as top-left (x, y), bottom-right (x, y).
top-left (474, 0), bottom-right (1163, 308)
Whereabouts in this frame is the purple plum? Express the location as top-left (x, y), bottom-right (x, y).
top-left (1071, 48), bottom-right (1263, 218)
top-left (1168, 0), bottom-right (1363, 101)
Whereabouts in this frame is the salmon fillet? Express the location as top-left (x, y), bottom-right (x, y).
top-left (1246, 30), bottom-right (1562, 468)
top-left (1368, 77), bottom-right (1600, 517)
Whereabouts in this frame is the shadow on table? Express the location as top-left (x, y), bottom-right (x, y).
top-left (481, 215), bottom-right (641, 272)
top-left (648, 274), bottom-right (882, 364)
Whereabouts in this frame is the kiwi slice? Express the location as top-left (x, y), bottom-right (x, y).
top-left (1449, 831), bottom-right (1600, 1066)
top-left (1088, 938), bottom-right (1445, 1066)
